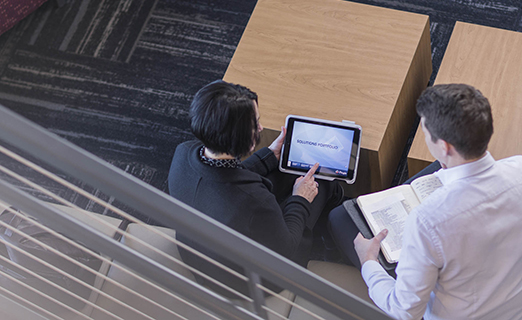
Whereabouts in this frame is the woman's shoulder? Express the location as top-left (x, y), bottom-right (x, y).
top-left (176, 140), bottom-right (202, 153)
top-left (171, 140), bottom-right (203, 165)
top-left (169, 140), bottom-right (203, 185)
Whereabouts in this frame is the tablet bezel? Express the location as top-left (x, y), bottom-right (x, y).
top-left (279, 115), bottom-right (362, 184)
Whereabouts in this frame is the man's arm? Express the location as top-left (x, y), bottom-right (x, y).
top-left (355, 212), bottom-right (441, 319)
top-left (354, 229), bottom-right (388, 265)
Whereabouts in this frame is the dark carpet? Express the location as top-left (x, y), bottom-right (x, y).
top-left (0, 0), bottom-right (521, 257)
top-left (0, 0), bottom-right (254, 221)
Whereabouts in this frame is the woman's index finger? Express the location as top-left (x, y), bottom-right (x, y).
top-left (304, 163), bottom-right (319, 179)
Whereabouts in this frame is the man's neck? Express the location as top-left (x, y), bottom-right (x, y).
top-left (444, 152), bottom-right (487, 169)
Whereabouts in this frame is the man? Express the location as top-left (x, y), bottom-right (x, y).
top-left (355, 84), bottom-right (522, 319)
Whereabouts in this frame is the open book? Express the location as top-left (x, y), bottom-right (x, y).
top-left (356, 174), bottom-right (443, 264)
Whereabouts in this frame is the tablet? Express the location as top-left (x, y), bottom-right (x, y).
top-left (279, 115), bottom-right (362, 184)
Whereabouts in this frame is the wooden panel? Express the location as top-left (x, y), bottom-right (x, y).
top-left (376, 19), bottom-right (432, 190)
top-left (407, 156), bottom-right (432, 179)
top-left (408, 22), bottom-right (522, 176)
top-left (224, 0), bottom-right (431, 192)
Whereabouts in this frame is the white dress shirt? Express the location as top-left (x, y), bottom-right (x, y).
top-left (362, 152), bottom-right (522, 319)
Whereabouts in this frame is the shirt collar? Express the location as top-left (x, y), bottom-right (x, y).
top-left (198, 146), bottom-right (243, 169)
top-left (434, 152), bottom-right (495, 185)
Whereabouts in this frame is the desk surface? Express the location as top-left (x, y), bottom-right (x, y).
top-left (224, 0), bottom-right (431, 191)
top-left (408, 22), bottom-right (522, 175)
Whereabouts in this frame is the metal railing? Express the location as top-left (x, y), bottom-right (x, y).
top-left (0, 103), bottom-right (391, 320)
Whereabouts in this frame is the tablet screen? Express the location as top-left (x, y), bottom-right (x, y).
top-left (280, 116), bottom-right (361, 181)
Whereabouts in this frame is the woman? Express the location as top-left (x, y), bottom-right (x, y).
top-left (168, 80), bottom-right (343, 297)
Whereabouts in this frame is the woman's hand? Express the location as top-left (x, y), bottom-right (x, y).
top-left (268, 127), bottom-right (286, 161)
top-left (293, 163), bottom-right (319, 203)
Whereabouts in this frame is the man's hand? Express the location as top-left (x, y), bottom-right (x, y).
top-left (268, 127), bottom-right (286, 161)
top-left (354, 229), bottom-right (388, 265)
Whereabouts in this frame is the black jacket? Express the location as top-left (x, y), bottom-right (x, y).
top-left (168, 140), bottom-right (311, 297)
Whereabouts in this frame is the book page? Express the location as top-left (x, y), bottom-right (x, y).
top-left (357, 186), bottom-right (420, 263)
top-left (410, 174), bottom-right (443, 202)
top-left (357, 184), bottom-right (420, 211)
top-left (362, 194), bottom-right (410, 263)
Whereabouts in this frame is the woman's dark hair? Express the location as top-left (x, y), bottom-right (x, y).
top-left (189, 80), bottom-right (260, 158)
top-left (416, 83), bottom-right (493, 160)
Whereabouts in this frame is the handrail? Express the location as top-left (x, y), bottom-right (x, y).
top-left (0, 180), bottom-right (262, 320)
top-left (0, 103), bottom-right (391, 319)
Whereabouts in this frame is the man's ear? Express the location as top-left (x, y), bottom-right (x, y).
top-left (438, 139), bottom-right (451, 157)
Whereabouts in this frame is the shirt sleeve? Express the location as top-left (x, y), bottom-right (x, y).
top-left (242, 147), bottom-right (278, 176)
top-left (362, 211), bottom-right (441, 320)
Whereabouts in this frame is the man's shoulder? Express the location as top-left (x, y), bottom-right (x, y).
top-left (489, 155), bottom-right (522, 188)
top-left (497, 155), bottom-right (522, 168)
top-left (411, 180), bottom-right (477, 228)
top-left (413, 158), bottom-right (522, 228)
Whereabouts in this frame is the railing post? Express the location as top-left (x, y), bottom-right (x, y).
top-left (246, 270), bottom-right (268, 319)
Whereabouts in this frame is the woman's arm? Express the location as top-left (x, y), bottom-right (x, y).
top-left (242, 147), bottom-right (278, 176)
top-left (243, 128), bottom-right (286, 176)
top-left (249, 192), bottom-right (311, 259)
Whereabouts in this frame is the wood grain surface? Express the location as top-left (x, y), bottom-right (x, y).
top-left (224, 0), bottom-right (432, 191)
top-left (408, 22), bottom-right (522, 176)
